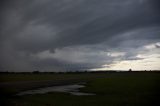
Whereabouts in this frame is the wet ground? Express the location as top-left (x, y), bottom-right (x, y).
top-left (16, 83), bottom-right (95, 96)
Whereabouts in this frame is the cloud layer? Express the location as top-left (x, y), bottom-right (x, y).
top-left (0, 0), bottom-right (160, 71)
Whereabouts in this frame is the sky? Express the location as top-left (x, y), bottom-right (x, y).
top-left (0, 0), bottom-right (160, 72)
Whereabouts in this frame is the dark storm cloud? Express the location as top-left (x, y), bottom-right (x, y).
top-left (0, 0), bottom-right (160, 71)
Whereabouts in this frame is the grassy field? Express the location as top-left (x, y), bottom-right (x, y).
top-left (1, 72), bottom-right (160, 106)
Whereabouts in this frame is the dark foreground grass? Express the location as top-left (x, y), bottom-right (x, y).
top-left (1, 72), bottom-right (160, 106)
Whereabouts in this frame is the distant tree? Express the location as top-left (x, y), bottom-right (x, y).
top-left (129, 69), bottom-right (132, 72)
top-left (33, 70), bottom-right (40, 74)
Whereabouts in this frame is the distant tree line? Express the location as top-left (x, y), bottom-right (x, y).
top-left (0, 70), bottom-right (160, 74)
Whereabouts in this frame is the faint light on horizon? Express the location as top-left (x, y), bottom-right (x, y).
top-left (91, 54), bottom-right (160, 71)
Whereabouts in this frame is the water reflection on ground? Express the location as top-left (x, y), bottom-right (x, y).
top-left (17, 84), bottom-right (95, 96)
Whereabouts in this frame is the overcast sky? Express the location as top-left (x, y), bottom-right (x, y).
top-left (0, 0), bottom-right (160, 72)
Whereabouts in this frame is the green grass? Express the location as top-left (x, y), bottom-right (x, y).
top-left (4, 72), bottom-right (160, 106)
top-left (0, 73), bottom-right (86, 82)
top-left (0, 73), bottom-right (109, 82)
